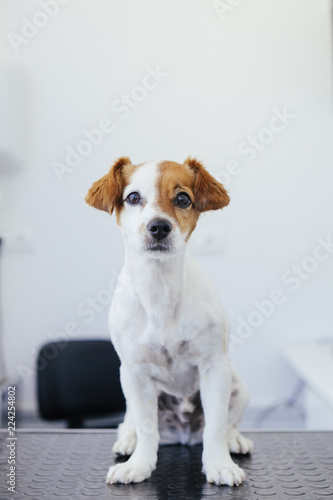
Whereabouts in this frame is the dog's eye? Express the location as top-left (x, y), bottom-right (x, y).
top-left (126, 192), bottom-right (141, 205)
top-left (175, 192), bottom-right (191, 208)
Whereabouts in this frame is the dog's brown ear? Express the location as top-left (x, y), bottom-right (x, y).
top-left (85, 157), bottom-right (132, 214)
top-left (184, 157), bottom-right (230, 212)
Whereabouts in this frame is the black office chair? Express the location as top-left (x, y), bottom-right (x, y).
top-left (37, 339), bottom-right (126, 428)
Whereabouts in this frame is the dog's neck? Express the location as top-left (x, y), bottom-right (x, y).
top-left (123, 245), bottom-right (187, 333)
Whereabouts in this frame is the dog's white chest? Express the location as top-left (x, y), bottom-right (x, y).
top-left (139, 336), bottom-right (201, 397)
top-left (111, 300), bottom-right (219, 399)
top-left (109, 251), bottom-right (226, 398)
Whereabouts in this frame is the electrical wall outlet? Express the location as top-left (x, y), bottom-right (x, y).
top-left (188, 222), bottom-right (227, 255)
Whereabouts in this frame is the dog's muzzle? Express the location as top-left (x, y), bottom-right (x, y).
top-left (146, 219), bottom-right (172, 252)
top-left (147, 219), bottom-right (172, 241)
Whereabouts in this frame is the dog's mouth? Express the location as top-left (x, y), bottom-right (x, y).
top-left (146, 242), bottom-right (170, 252)
top-left (144, 237), bottom-right (172, 253)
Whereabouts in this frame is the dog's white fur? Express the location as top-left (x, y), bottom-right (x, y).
top-left (86, 157), bottom-right (252, 486)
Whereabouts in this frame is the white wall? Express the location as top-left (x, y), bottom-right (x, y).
top-left (0, 0), bottom-right (332, 417)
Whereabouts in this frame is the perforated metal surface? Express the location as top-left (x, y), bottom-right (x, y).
top-left (1, 430), bottom-right (333, 499)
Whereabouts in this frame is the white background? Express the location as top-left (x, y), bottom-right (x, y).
top-left (0, 0), bottom-right (332, 424)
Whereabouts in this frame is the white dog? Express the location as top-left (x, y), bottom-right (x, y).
top-left (85, 157), bottom-right (252, 486)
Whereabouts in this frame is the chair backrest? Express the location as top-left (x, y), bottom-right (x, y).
top-left (37, 339), bottom-right (125, 426)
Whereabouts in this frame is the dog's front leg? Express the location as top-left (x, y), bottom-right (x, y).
top-left (106, 364), bottom-right (159, 484)
top-left (199, 356), bottom-right (245, 486)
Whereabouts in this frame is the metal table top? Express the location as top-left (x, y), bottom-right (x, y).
top-left (1, 430), bottom-right (333, 499)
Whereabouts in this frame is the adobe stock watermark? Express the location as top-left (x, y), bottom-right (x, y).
top-left (7, 0), bottom-right (71, 54)
top-left (17, 268), bottom-right (132, 382)
top-left (51, 64), bottom-right (169, 182)
top-left (214, 106), bottom-right (296, 187)
top-left (213, 0), bottom-right (246, 22)
top-left (229, 234), bottom-right (333, 353)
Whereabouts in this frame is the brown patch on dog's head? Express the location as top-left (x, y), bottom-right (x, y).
top-left (184, 157), bottom-right (230, 212)
top-left (85, 156), bottom-right (135, 223)
top-left (156, 158), bottom-right (229, 240)
top-left (157, 161), bottom-right (199, 240)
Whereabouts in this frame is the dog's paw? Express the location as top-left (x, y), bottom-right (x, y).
top-left (112, 429), bottom-right (137, 456)
top-left (228, 429), bottom-right (253, 455)
top-left (204, 461), bottom-right (245, 486)
top-left (106, 459), bottom-right (155, 484)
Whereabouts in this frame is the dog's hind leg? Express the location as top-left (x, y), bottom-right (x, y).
top-left (112, 411), bottom-right (137, 456)
top-left (227, 367), bottom-right (253, 455)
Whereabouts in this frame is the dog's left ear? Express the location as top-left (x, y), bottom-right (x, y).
top-left (85, 157), bottom-right (132, 214)
top-left (184, 157), bottom-right (230, 212)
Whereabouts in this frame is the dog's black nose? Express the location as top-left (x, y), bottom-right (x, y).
top-left (147, 219), bottom-right (172, 240)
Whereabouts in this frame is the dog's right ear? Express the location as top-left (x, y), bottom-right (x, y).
top-left (184, 157), bottom-right (230, 212)
top-left (85, 157), bottom-right (132, 214)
